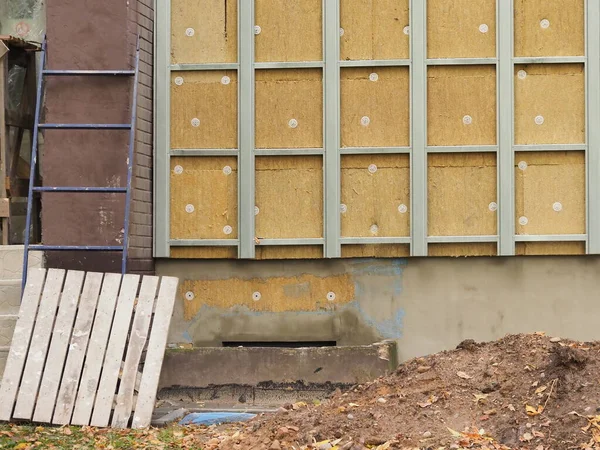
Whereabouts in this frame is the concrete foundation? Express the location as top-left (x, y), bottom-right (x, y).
top-left (156, 256), bottom-right (600, 363)
top-left (159, 342), bottom-right (396, 389)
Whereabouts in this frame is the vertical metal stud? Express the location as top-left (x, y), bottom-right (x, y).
top-left (323, 0), bottom-right (341, 257)
top-left (154, 0), bottom-right (171, 257)
top-left (498, 0), bottom-right (515, 255)
top-left (586, 0), bottom-right (600, 253)
top-left (410, 0), bottom-right (428, 256)
top-left (239, 0), bottom-right (256, 258)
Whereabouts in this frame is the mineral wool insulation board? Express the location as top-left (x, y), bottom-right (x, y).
top-left (158, 0), bottom-right (593, 259)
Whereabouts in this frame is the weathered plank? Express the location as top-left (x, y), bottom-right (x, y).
top-left (70, 273), bottom-right (121, 426)
top-left (13, 269), bottom-right (66, 420)
top-left (111, 276), bottom-right (160, 428)
top-left (52, 273), bottom-right (103, 425)
top-left (33, 271), bottom-right (85, 423)
top-left (0, 268), bottom-right (46, 421)
top-left (90, 274), bottom-right (140, 427)
top-left (132, 276), bottom-right (179, 428)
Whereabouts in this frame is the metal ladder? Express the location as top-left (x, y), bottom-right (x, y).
top-left (21, 37), bottom-right (140, 293)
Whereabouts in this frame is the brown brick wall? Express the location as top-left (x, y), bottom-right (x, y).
top-left (128, 0), bottom-right (155, 275)
top-left (43, 0), bottom-right (154, 275)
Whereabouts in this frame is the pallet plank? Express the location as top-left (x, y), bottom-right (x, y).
top-left (90, 274), bottom-right (140, 427)
top-left (70, 273), bottom-right (121, 426)
top-left (13, 269), bottom-right (66, 420)
top-left (111, 276), bottom-right (159, 428)
top-left (33, 271), bottom-right (85, 423)
top-left (0, 268), bottom-right (46, 421)
top-left (52, 273), bottom-right (103, 425)
top-left (132, 276), bottom-right (179, 428)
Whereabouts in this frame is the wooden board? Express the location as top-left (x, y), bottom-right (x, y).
top-left (516, 242), bottom-right (586, 256)
top-left (428, 153), bottom-right (497, 237)
top-left (71, 273), bottom-right (121, 426)
top-left (429, 243), bottom-right (497, 257)
top-left (514, 0), bottom-right (584, 57)
top-left (514, 64), bottom-right (585, 145)
top-left (170, 71), bottom-right (237, 149)
top-left (170, 157), bottom-right (238, 240)
top-left (112, 277), bottom-right (159, 428)
top-left (52, 273), bottom-right (103, 425)
top-left (255, 69), bottom-right (323, 149)
top-left (255, 156), bottom-right (323, 239)
top-left (33, 271), bottom-right (85, 423)
top-left (341, 244), bottom-right (410, 258)
top-left (340, 0), bottom-right (410, 61)
top-left (340, 67), bottom-right (410, 148)
top-left (427, 0), bottom-right (496, 58)
top-left (427, 66), bottom-right (497, 146)
top-left (0, 268), bottom-right (45, 421)
top-left (255, 0), bottom-right (322, 62)
top-left (132, 277), bottom-right (179, 429)
top-left (341, 155), bottom-right (410, 237)
top-left (170, 0), bottom-right (237, 64)
top-left (90, 275), bottom-right (140, 427)
top-left (13, 269), bottom-right (66, 420)
top-left (0, 271), bottom-right (179, 428)
top-left (515, 151), bottom-right (585, 235)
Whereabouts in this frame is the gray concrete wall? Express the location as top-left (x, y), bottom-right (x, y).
top-left (156, 256), bottom-right (600, 362)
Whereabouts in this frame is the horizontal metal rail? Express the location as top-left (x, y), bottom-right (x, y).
top-left (39, 123), bottom-right (131, 130)
top-left (43, 70), bottom-right (135, 76)
top-left (32, 187), bottom-right (126, 193)
top-left (29, 245), bottom-right (124, 251)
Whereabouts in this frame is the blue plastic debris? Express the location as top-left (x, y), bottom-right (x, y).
top-left (179, 412), bottom-right (257, 426)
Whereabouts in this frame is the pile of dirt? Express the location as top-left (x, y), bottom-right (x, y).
top-left (196, 334), bottom-right (600, 449)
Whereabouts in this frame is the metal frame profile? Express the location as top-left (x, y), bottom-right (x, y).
top-left (154, 0), bottom-right (597, 258)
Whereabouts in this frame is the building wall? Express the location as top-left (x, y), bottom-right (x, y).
top-left (42, 0), bottom-right (154, 274)
top-left (157, 255), bottom-right (600, 362)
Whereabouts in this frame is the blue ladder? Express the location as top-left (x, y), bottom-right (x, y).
top-left (21, 36), bottom-right (140, 293)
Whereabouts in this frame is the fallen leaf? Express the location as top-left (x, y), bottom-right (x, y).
top-left (447, 427), bottom-right (462, 438)
top-left (63, 427), bottom-right (73, 436)
top-left (484, 409), bottom-right (497, 416)
top-left (457, 371), bottom-right (472, 380)
top-left (533, 430), bottom-right (545, 438)
top-left (526, 404), bottom-right (544, 416)
top-left (348, 403), bottom-right (360, 408)
top-left (473, 393), bottom-right (488, 404)
top-left (508, 404), bottom-right (516, 412)
top-left (521, 432), bottom-right (533, 442)
top-left (534, 331), bottom-right (546, 336)
top-left (535, 386), bottom-right (548, 395)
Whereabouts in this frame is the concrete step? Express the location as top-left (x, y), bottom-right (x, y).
top-left (0, 246), bottom-right (43, 281)
top-left (158, 341), bottom-right (397, 407)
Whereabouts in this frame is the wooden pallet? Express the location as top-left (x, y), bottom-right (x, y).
top-left (0, 268), bottom-right (179, 429)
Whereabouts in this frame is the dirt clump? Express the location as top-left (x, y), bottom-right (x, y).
top-left (193, 334), bottom-right (600, 449)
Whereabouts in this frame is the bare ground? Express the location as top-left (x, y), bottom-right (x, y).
top-left (195, 333), bottom-right (600, 450)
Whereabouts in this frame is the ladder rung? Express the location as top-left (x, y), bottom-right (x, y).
top-left (38, 124), bottom-right (132, 130)
top-left (43, 70), bottom-right (135, 76)
top-left (32, 187), bottom-right (127, 193)
top-left (29, 245), bottom-right (124, 251)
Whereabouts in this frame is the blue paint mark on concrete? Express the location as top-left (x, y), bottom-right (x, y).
top-left (182, 331), bottom-right (193, 343)
top-left (342, 300), bottom-right (405, 339)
